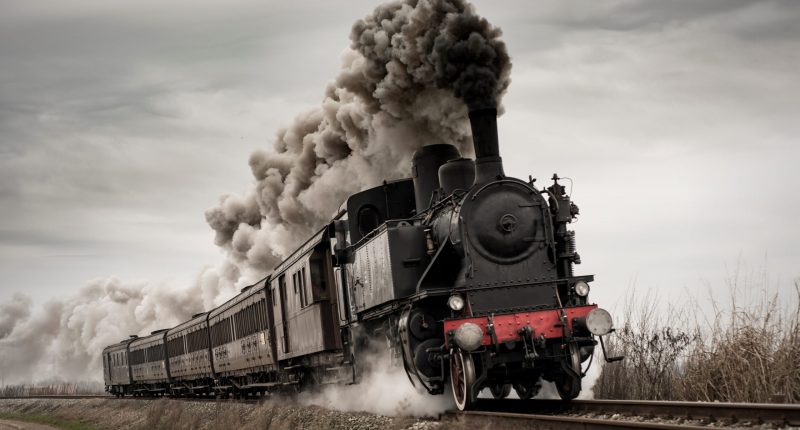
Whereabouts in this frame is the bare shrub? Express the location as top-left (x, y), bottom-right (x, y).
top-left (594, 290), bottom-right (694, 400)
top-left (595, 268), bottom-right (800, 403)
top-left (680, 276), bottom-right (800, 403)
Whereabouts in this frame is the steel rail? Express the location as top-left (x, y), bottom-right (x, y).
top-left (447, 410), bottom-right (717, 429)
top-left (4, 395), bottom-right (799, 426)
top-left (0, 395), bottom-right (111, 400)
top-left (471, 398), bottom-right (800, 427)
top-left (0, 394), bottom-right (264, 403)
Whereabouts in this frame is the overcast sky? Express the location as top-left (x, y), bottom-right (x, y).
top-left (1, 0), bottom-right (798, 315)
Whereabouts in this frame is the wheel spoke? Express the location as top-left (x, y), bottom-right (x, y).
top-left (450, 349), bottom-right (475, 410)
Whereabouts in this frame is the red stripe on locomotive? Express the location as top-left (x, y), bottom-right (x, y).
top-left (443, 305), bottom-right (597, 347)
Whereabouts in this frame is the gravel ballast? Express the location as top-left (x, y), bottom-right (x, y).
top-left (0, 398), bottom-right (442, 430)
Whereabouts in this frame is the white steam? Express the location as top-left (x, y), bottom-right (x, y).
top-left (0, 271), bottom-right (238, 385)
top-left (299, 349), bottom-right (454, 417)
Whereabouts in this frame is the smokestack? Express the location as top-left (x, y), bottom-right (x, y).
top-left (469, 107), bottom-right (504, 184)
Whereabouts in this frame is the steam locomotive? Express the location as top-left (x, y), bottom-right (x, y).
top-left (102, 106), bottom-right (619, 410)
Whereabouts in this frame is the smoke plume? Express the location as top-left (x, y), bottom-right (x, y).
top-left (205, 0), bottom-right (511, 280)
top-left (0, 0), bottom-right (511, 387)
top-left (0, 273), bottom-right (238, 385)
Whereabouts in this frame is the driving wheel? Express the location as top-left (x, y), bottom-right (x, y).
top-left (450, 348), bottom-right (476, 411)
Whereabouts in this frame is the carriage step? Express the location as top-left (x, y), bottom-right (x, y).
top-left (320, 379), bottom-right (351, 385)
top-left (243, 382), bottom-right (281, 389)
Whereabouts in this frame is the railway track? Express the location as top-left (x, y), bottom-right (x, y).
top-left (3, 395), bottom-right (799, 427)
top-left (0, 394), bottom-right (260, 403)
top-left (446, 398), bottom-right (800, 429)
top-left (0, 395), bottom-right (111, 400)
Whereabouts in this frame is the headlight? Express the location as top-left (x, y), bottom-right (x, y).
top-left (448, 294), bottom-right (465, 311)
top-left (586, 308), bottom-right (613, 336)
top-left (574, 281), bottom-right (590, 297)
top-left (454, 322), bottom-right (483, 351)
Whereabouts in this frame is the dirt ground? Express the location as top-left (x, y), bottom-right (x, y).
top-left (0, 419), bottom-right (58, 430)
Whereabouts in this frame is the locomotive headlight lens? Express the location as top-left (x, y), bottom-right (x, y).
top-left (454, 322), bottom-right (483, 351)
top-left (448, 294), bottom-right (465, 311)
top-left (586, 308), bottom-right (613, 336)
top-left (574, 281), bottom-right (590, 297)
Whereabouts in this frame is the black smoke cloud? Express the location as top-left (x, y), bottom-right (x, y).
top-left (206, 0), bottom-right (511, 280)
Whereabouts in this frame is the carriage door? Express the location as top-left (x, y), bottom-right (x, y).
top-left (278, 274), bottom-right (290, 353)
top-left (334, 267), bottom-right (348, 326)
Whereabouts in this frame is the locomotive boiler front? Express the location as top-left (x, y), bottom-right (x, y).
top-left (432, 107), bottom-right (559, 312)
top-left (456, 179), bottom-right (549, 265)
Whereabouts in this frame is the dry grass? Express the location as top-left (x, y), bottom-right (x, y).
top-left (595, 269), bottom-right (800, 403)
top-left (0, 411), bottom-right (97, 430)
top-left (0, 381), bottom-right (104, 397)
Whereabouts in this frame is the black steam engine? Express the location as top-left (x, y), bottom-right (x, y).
top-left (339, 106), bottom-right (618, 409)
top-left (102, 105), bottom-right (618, 410)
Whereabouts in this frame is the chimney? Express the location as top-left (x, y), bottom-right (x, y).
top-left (468, 107), bottom-right (504, 184)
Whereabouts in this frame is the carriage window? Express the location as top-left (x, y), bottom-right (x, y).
top-left (357, 204), bottom-right (383, 236)
top-left (297, 270), bottom-right (304, 308)
top-left (310, 258), bottom-right (327, 298)
top-left (301, 267), bottom-right (308, 307)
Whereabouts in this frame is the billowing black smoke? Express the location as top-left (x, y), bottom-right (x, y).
top-left (431, 5), bottom-right (511, 109)
top-left (0, 0), bottom-right (511, 386)
top-left (206, 0), bottom-right (512, 280)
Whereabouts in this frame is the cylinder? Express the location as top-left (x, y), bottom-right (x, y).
top-left (412, 144), bottom-right (461, 212)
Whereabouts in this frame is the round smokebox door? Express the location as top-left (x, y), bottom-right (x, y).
top-left (465, 182), bottom-right (543, 264)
